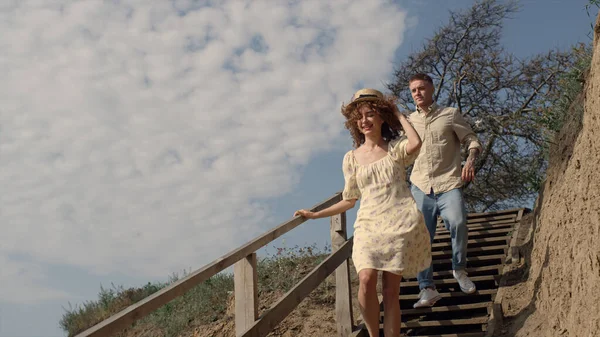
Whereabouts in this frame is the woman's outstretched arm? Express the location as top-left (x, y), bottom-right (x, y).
top-left (294, 198), bottom-right (356, 219)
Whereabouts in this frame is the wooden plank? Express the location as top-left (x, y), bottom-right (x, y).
top-left (466, 208), bottom-right (523, 218)
top-left (430, 265), bottom-right (503, 278)
top-left (240, 238), bottom-right (353, 337)
top-left (409, 332), bottom-right (485, 337)
top-left (441, 218), bottom-right (517, 228)
top-left (436, 214), bottom-right (516, 227)
top-left (435, 228), bottom-right (512, 240)
top-left (467, 218), bottom-right (516, 225)
top-left (508, 209), bottom-right (526, 264)
top-left (399, 289), bottom-right (497, 300)
top-left (432, 245), bottom-right (508, 257)
top-left (74, 192), bottom-right (342, 337)
top-left (436, 217), bottom-right (516, 229)
top-left (399, 302), bottom-right (491, 316)
top-left (399, 315), bottom-right (489, 328)
top-left (486, 253), bottom-right (518, 337)
top-left (515, 209), bottom-right (525, 221)
top-left (466, 214), bottom-right (516, 223)
top-left (486, 209), bottom-right (528, 336)
top-left (436, 222), bottom-right (514, 235)
top-left (235, 253), bottom-right (258, 336)
top-left (431, 236), bottom-right (510, 249)
top-left (330, 212), bottom-right (353, 337)
top-left (432, 254), bottom-right (505, 265)
top-left (401, 275), bottom-right (497, 288)
top-left (402, 265), bottom-right (503, 282)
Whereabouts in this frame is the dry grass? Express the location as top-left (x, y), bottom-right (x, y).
top-left (59, 244), bottom-right (335, 337)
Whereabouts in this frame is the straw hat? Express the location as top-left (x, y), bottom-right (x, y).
top-left (342, 88), bottom-right (385, 118)
top-left (348, 88), bottom-right (384, 105)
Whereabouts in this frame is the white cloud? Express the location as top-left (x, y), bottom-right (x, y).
top-left (0, 0), bottom-right (409, 303)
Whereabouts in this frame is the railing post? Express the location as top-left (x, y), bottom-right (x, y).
top-left (330, 211), bottom-right (353, 337)
top-left (234, 253), bottom-right (258, 336)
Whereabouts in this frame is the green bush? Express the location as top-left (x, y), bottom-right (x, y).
top-left (541, 43), bottom-right (592, 134)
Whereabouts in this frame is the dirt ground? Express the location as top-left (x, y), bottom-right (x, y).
top-left (186, 274), bottom-right (364, 337)
top-left (495, 14), bottom-right (600, 337)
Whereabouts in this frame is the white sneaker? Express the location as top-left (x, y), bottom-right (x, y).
top-left (413, 288), bottom-right (441, 308)
top-left (453, 269), bottom-right (476, 294)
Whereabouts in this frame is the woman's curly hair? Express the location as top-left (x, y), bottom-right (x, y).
top-left (341, 95), bottom-right (404, 148)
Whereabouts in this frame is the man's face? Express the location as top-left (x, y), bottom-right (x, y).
top-left (409, 79), bottom-right (434, 109)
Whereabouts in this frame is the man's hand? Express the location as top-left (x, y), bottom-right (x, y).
top-left (462, 148), bottom-right (479, 182)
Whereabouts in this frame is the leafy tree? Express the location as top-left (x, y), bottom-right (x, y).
top-left (389, 0), bottom-right (580, 211)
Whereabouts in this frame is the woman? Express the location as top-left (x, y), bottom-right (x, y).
top-left (294, 88), bottom-right (432, 337)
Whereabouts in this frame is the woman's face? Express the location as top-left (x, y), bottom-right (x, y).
top-left (356, 105), bottom-right (383, 135)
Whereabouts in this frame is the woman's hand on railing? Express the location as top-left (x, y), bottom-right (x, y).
top-left (294, 198), bottom-right (356, 220)
top-left (294, 209), bottom-right (317, 219)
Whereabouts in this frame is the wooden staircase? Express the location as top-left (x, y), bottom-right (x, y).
top-left (357, 208), bottom-right (526, 337)
top-left (73, 189), bottom-right (526, 337)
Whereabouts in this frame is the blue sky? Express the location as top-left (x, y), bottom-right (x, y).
top-left (0, 1), bottom-right (596, 337)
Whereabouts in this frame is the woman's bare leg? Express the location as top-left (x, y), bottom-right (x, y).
top-left (382, 271), bottom-right (402, 337)
top-left (358, 269), bottom-right (380, 337)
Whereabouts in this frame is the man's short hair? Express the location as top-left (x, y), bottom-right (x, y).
top-left (408, 73), bottom-right (434, 85)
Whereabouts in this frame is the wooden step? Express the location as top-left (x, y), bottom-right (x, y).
top-left (402, 265), bottom-right (503, 282)
top-left (399, 289), bottom-right (497, 301)
top-left (409, 332), bottom-right (485, 337)
top-left (401, 275), bottom-right (497, 288)
top-left (436, 218), bottom-right (517, 229)
top-left (436, 214), bottom-right (516, 227)
top-left (435, 228), bottom-right (512, 240)
top-left (431, 265), bottom-right (502, 278)
top-left (465, 207), bottom-right (523, 218)
top-left (432, 254), bottom-right (505, 265)
top-left (351, 326), bottom-right (486, 337)
top-left (435, 223), bottom-right (514, 235)
top-left (396, 302), bottom-right (491, 316)
top-left (431, 236), bottom-right (510, 249)
top-left (465, 214), bottom-right (516, 223)
top-left (398, 315), bottom-right (488, 328)
top-left (403, 265), bottom-right (504, 283)
top-left (432, 245), bottom-right (507, 257)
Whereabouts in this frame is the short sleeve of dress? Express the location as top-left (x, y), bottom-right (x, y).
top-left (342, 151), bottom-right (361, 200)
top-left (390, 136), bottom-right (419, 167)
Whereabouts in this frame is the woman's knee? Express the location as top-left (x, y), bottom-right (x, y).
top-left (381, 273), bottom-right (401, 300)
top-left (358, 269), bottom-right (378, 289)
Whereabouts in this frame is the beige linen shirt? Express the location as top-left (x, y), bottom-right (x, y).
top-left (409, 103), bottom-right (482, 194)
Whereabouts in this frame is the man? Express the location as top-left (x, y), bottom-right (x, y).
top-left (407, 73), bottom-right (482, 309)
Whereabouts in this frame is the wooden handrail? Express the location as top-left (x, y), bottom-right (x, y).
top-left (74, 192), bottom-right (344, 337)
top-left (239, 238), bottom-right (354, 337)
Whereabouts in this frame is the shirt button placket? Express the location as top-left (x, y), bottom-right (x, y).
top-left (426, 116), bottom-right (434, 193)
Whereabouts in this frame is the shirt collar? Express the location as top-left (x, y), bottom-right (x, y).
top-left (416, 102), bottom-right (439, 115)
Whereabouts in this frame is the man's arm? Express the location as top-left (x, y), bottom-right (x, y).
top-left (452, 109), bottom-right (482, 182)
top-left (462, 148), bottom-right (479, 182)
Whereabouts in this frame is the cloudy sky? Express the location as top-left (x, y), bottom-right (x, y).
top-left (0, 0), bottom-right (595, 336)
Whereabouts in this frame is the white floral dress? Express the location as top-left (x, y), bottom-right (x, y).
top-left (343, 137), bottom-right (432, 277)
